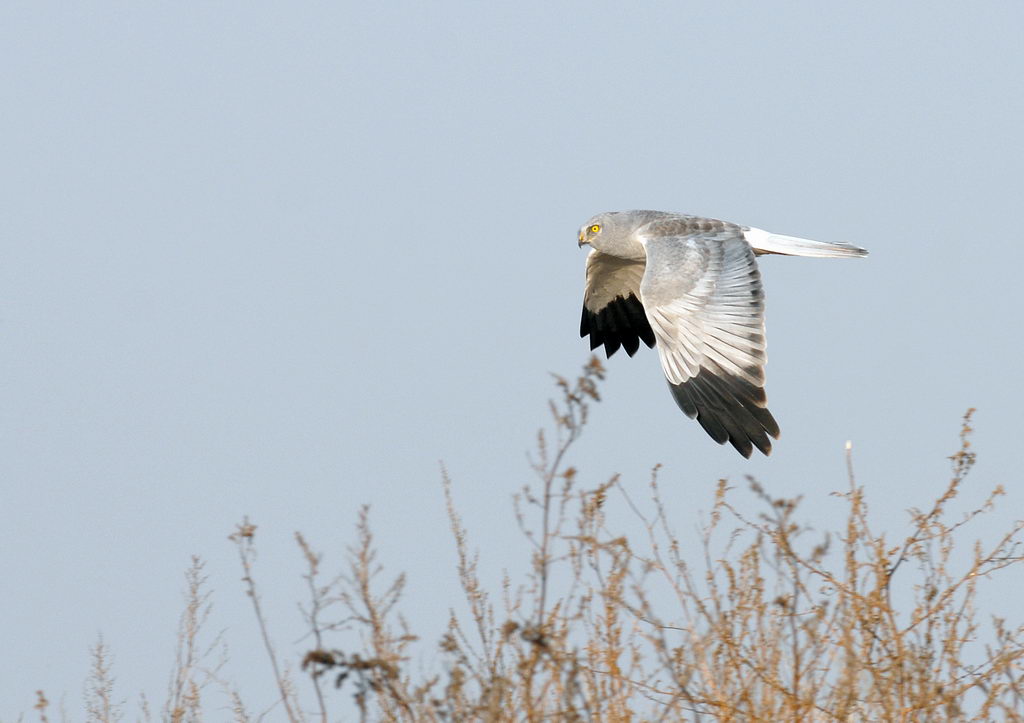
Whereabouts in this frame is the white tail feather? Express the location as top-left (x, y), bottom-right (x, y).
top-left (744, 227), bottom-right (868, 258)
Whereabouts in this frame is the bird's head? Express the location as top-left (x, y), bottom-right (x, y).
top-left (578, 210), bottom-right (666, 259)
top-left (577, 213), bottom-right (612, 248)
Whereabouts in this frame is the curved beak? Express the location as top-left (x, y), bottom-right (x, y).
top-left (578, 231), bottom-right (588, 248)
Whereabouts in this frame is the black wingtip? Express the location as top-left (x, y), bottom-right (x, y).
top-left (732, 438), bottom-right (755, 459)
top-left (580, 293), bottom-right (655, 361)
top-left (668, 368), bottom-right (779, 458)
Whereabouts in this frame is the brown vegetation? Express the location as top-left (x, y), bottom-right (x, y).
top-left (28, 358), bottom-right (1024, 721)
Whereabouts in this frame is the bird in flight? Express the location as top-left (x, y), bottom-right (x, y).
top-left (578, 210), bottom-right (867, 457)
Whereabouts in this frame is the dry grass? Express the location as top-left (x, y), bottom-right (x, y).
top-left (85, 637), bottom-right (121, 722)
top-left (25, 358), bottom-right (1024, 721)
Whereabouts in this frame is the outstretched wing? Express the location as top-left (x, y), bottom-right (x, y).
top-left (580, 250), bottom-right (656, 357)
top-left (637, 220), bottom-right (779, 457)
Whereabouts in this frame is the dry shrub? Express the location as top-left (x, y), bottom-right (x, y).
top-left (32, 358), bottom-right (1024, 721)
top-left (283, 359), bottom-right (1024, 721)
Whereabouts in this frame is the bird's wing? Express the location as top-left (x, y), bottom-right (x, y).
top-left (637, 220), bottom-right (779, 457)
top-left (580, 249), bottom-right (656, 357)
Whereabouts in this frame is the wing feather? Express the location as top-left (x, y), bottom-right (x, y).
top-left (580, 250), bottom-right (656, 358)
top-left (638, 224), bottom-right (779, 457)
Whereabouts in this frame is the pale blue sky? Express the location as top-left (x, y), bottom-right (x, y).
top-left (3, 1), bottom-right (1023, 717)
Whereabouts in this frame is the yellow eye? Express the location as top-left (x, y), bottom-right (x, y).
top-left (590, 224), bottom-right (601, 234)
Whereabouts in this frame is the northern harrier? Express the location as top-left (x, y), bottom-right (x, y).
top-left (578, 210), bottom-right (867, 457)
